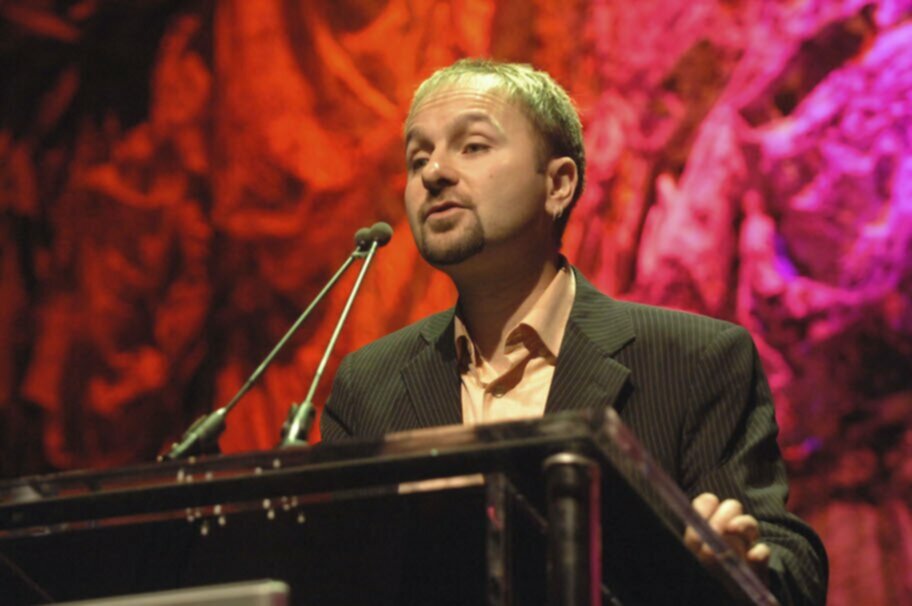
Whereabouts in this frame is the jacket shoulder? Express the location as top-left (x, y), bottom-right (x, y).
top-left (611, 299), bottom-right (752, 363)
top-left (617, 299), bottom-right (740, 333)
top-left (570, 267), bottom-right (747, 356)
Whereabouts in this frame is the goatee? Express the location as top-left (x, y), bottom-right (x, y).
top-left (417, 220), bottom-right (485, 266)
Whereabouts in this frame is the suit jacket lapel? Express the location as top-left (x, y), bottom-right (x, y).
top-left (545, 269), bottom-right (636, 415)
top-left (400, 309), bottom-right (463, 427)
top-left (399, 268), bottom-right (637, 426)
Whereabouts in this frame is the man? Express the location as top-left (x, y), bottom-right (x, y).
top-left (321, 59), bottom-right (827, 605)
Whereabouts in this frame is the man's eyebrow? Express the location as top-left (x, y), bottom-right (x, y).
top-left (405, 110), bottom-right (505, 148)
top-left (404, 126), bottom-right (428, 149)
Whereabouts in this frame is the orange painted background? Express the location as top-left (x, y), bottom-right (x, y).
top-left (1, 1), bottom-right (911, 603)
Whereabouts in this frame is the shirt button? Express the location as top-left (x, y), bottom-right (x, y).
top-left (491, 387), bottom-right (506, 398)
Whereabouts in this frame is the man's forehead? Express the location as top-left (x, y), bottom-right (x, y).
top-left (404, 80), bottom-right (522, 142)
top-left (405, 108), bottom-right (506, 145)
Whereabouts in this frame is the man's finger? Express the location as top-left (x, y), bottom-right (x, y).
top-left (707, 498), bottom-right (742, 535)
top-left (747, 542), bottom-right (772, 584)
top-left (747, 542), bottom-right (771, 563)
top-left (683, 525), bottom-right (704, 556)
top-left (692, 492), bottom-right (720, 518)
top-left (707, 500), bottom-right (750, 559)
top-left (725, 514), bottom-right (760, 548)
top-left (685, 493), bottom-right (721, 562)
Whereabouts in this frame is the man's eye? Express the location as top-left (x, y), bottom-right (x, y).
top-left (410, 157), bottom-right (429, 171)
top-left (463, 142), bottom-right (489, 154)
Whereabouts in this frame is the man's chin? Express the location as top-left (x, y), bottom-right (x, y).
top-left (417, 225), bottom-right (485, 267)
top-left (418, 240), bottom-right (485, 267)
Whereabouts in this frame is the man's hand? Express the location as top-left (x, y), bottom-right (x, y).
top-left (684, 492), bottom-right (771, 584)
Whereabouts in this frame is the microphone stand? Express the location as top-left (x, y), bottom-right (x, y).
top-left (280, 238), bottom-right (382, 446)
top-left (161, 241), bottom-right (369, 461)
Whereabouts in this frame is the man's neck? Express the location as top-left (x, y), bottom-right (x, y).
top-left (449, 252), bottom-right (562, 364)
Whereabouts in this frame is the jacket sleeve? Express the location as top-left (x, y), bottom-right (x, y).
top-left (320, 354), bottom-right (356, 442)
top-left (680, 324), bottom-right (828, 606)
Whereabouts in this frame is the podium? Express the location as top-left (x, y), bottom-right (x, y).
top-left (0, 409), bottom-right (776, 605)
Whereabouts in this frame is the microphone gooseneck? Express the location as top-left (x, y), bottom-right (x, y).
top-left (280, 224), bottom-right (394, 446)
top-left (161, 224), bottom-right (387, 461)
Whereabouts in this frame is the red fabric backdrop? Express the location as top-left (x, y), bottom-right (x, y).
top-left (1, 1), bottom-right (911, 603)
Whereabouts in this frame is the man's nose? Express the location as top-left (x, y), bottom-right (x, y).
top-left (421, 158), bottom-right (458, 193)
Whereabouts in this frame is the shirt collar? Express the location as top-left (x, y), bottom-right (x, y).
top-left (454, 261), bottom-right (576, 366)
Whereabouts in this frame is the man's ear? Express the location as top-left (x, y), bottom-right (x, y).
top-left (544, 157), bottom-right (578, 218)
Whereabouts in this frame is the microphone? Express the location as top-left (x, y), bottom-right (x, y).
top-left (161, 225), bottom-right (382, 461)
top-left (354, 227), bottom-right (371, 250)
top-left (280, 222), bottom-right (393, 446)
top-left (368, 221), bottom-right (393, 246)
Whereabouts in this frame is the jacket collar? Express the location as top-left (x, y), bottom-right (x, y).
top-left (544, 267), bottom-right (635, 415)
top-left (419, 307), bottom-right (456, 345)
top-left (414, 266), bottom-right (635, 350)
top-left (564, 267), bottom-right (635, 356)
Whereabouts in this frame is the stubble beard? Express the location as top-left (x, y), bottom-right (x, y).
top-left (416, 215), bottom-right (485, 266)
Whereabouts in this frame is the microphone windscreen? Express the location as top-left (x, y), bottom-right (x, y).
top-left (354, 227), bottom-right (371, 248)
top-left (369, 222), bottom-right (393, 246)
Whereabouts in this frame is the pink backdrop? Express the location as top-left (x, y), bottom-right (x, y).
top-left (1, 1), bottom-right (911, 603)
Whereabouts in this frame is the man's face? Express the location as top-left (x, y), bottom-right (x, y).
top-left (403, 80), bottom-right (553, 268)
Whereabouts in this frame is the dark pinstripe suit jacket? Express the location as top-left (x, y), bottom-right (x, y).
top-left (321, 269), bottom-right (827, 605)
